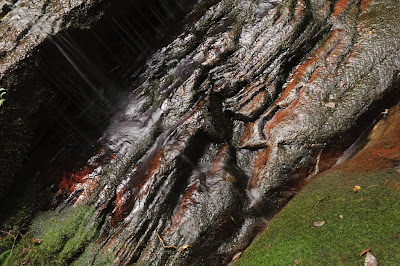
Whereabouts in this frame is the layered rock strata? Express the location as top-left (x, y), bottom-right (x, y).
top-left (3, 0), bottom-right (400, 265)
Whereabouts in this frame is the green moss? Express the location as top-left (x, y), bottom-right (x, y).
top-left (237, 170), bottom-right (400, 265)
top-left (4, 206), bottom-right (99, 265)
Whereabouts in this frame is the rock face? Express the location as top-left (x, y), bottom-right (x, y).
top-left (3, 0), bottom-right (400, 265)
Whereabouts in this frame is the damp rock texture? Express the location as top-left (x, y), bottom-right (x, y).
top-left (0, 0), bottom-right (106, 198)
top-left (5, 0), bottom-right (400, 265)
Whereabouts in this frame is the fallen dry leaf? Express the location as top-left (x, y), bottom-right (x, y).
top-left (325, 102), bottom-right (336, 108)
top-left (231, 251), bottom-right (242, 262)
top-left (313, 221), bottom-right (325, 227)
top-left (32, 238), bottom-right (41, 245)
top-left (353, 185), bottom-right (361, 192)
top-left (179, 244), bottom-right (192, 251)
top-left (364, 252), bottom-right (378, 266)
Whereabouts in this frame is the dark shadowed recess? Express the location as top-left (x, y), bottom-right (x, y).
top-left (0, 0), bottom-right (221, 226)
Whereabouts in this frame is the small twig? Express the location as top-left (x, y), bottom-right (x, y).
top-left (313, 197), bottom-right (324, 208)
top-left (360, 246), bottom-right (371, 257)
top-left (0, 230), bottom-right (19, 255)
top-left (155, 232), bottom-right (178, 250)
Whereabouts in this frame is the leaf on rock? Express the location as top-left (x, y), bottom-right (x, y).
top-left (179, 244), bottom-right (192, 251)
top-left (313, 221), bottom-right (325, 227)
top-left (364, 252), bottom-right (378, 266)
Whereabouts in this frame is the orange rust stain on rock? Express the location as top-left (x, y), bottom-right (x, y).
top-left (250, 148), bottom-right (271, 189)
top-left (275, 6), bottom-right (290, 25)
top-left (111, 148), bottom-right (163, 225)
top-left (335, 103), bottom-right (400, 173)
top-left (265, 108), bottom-right (286, 132)
top-left (112, 188), bottom-right (126, 225)
top-left (277, 58), bottom-right (315, 105)
top-left (240, 122), bottom-right (257, 146)
top-left (332, 0), bottom-right (352, 17)
top-left (326, 39), bottom-right (348, 63)
top-left (360, 0), bottom-right (373, 11)
top-left (266, 87), bottom-right (305, 135)
top-left (294, 0), bottom-right (306, 16)
top-left (58, 166), bottom-right (94, 195)
top-left (170, 181), bottom-right (199, 231)
top-left (239, 91), bottom-right (266, 114)
top-left (318, 145), bottom-right (348, 172)
top-left (209, 145), bottom-right (230, 176)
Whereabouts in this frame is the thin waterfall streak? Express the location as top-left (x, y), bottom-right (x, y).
top-left (124, 17), bottom-right (153, 41)
top-left (54, 78), bottom-right (101, 122)
top-left (125, 24), bottom-right (153, 52)
top-left (159, 1), bottom-right (175, 19)
top-left (56, 34), bottom-right (115, 110)
top-left (137, 8), bottom-right (160, 30)
top-left (57, 35), bottom-right (91, 71)
top-left (58, 72), bottom-right (93, 103)
top-left (50, 37), bottom-right (108, 103)
top-left (92, 32), bottom-right (121, 63)
top-left (112, 22), bottom-right (140, 51)
top-left (114, 25), bottom-right (144, 55)
top-left (112, 18), bottom-right (152, 51)
top-left (59, 34), bottom-right (94, 67)
top-left (176, 0), bottom-right (184, 11)
top-left (55, 118), bottom-right (82, 142)
top-left (57, 72), bottom-right (111, 121)
top-left (59, 111), bottom-right (93, 145)
top-left (147, 5), bottom-right (168, 28)
top-left (53, 77), bottom-right (89, 108)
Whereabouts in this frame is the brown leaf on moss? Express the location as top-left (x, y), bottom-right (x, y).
top-left (32, 238), bottom-right (41, 245)
top-left (364, 252), bottom-right (378, 266)
top-left (313, 221), bottom-right (325, 227)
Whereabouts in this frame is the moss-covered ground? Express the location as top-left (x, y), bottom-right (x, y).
top-left (236, 170), bottom-right (400, 265)
top-left (0, 206), bottom-right (99, 265)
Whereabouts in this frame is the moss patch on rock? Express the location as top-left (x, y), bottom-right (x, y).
top-left (1, 205), bottom-right (99, 265)
top-left (237, 170), bottom-right (400, 265)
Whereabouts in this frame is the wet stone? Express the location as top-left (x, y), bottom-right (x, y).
top-left (4, 0), bottom-right (400, 265)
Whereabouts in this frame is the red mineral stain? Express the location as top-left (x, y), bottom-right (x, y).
top-left (274, 6), bottom-right (290, 25)
top-left (336, 103), bottom-right (400, 172)
top-left (170, 181), bottom-right (199, 231)
top-left (58, 165), bottom-right (94, 195)
top-left (240, 122), bottom-right (256, 147)
top-left (239, 91), bottom-right (266, 114)
top-left (266, 86), bottom-right (305, 134)
top-left (360, 0), bottom-right (373, 12)
top-left (249, 148), bottom-right (271, 189)
top-left (111, 148), bottom-right (163, 224)
top-left (276, 58), bottom-right (316, 106)
top-left (209, 145), bottom-right (230, 176)
top-left (332, 0), bottom-right (352, 18)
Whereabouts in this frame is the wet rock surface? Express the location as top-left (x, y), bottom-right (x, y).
top-left (0, 0), bottom-right (204, 201)
top-left (3, 0), bottom-right (400, 265)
